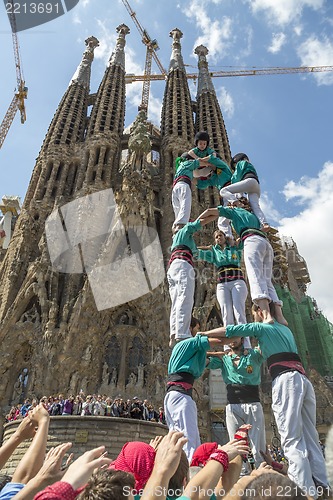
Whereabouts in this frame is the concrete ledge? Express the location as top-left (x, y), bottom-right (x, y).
top-left (1, 417), bottom-right (168, 476)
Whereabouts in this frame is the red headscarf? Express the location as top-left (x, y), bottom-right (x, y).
top-left (190, 442), bottom-right (218, 467)
top-left (109, 441), bottom-right (156, 491)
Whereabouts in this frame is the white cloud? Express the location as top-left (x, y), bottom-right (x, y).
top-left (268, 32), bottom-right (286, 53)
top-left (217, 86), bottom-right (235, 118)
top-left (247, 0), bottom-right (325, 26)
top-left (278, 162), bottom-right (333, 322)
top-left (297, 36), bottom-right (333, 85)
top-left (260, 192), bottom-right (282, 223)
top-left (181, 0), bottom-right (234, 61)
top-left (147, 94), bottom-right (162, 126)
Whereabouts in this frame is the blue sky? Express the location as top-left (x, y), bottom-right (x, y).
top-left (1, 0), bottom-right (333, 321)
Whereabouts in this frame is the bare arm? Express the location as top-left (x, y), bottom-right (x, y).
top-left (12, 404), bottom-right (50, 484)
top-left (141, 430), bottom-right (188, 500)
top-left (14, 442), bottom-right (73, 500)
top-left (182, 440), bottom-right (249, 500)
top-left (0, 417), bottom-right (36, 470)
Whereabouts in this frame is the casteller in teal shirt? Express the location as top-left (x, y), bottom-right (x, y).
top-left (168, 335), bottom-right (210, 379)
top-left (217, 206), bottom-right (261, 237)
top-left (225, 322), bottom-right (298, 360)
top-left (171, 220), bottom-right (202, 256)
top-left (207, 348), bottom-right (263, 386)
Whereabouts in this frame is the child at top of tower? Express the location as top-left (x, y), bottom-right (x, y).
top-left (188, 131), bottom-right (216, 179)
top-left (219, 153), bottom-right (270, 232)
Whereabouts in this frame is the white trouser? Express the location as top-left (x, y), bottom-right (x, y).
top-left (220, 178), bottom-right (267, 226)
top-left (164, 390), bottom-right (200, 462)
top-left (243, 235), bottom-right (281, 304)
top-left (226, 401), bottom-right (266, 468)
top-left (216, 280), bottom-right (248, 325)
top-left (167, 259), bottom-right (195, 340)
top-left (272, 371), bottom-right (329, 497)
top-left (172, 181), bottom-right (191, 226)
top-left (216, 280), bottom-right (251, 350)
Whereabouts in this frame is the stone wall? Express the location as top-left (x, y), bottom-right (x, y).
top-left (1, 417), bottom-right (168, 476)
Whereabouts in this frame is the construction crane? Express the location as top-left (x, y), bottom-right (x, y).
top-left (121, 0), bottom-right (166, 113)
top-left (125, 64), bottom-right (333, 84)
top-left (0, 0), bottom-right (28, 149)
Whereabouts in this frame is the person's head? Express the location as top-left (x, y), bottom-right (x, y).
top-left (238, 471), bottom-right (308, 500)
top-left (213, 229), bottom-right (230, 248)
top-left (109, 441), bottom-right (156, 491)
top-left (195, 131), bottom-right (210, 150)
top-left (252, 302), bottom-right (276, 322)
top-left (172, 223), bottom-right (185, 235)
top-left (190, 316), bottom-right (200, 336)
top-left (77, 469), bottom-right (135, 500)
top-left (231, 196), bottom-right (251, 211)
top-left (168, 450), bottom-right (189, 495)
top-left (190, 442), bottom-right (218, 467)
top-left (230, 153), bottom-right (249, 172)
top-left (228, 337), bottom-right (244, 351)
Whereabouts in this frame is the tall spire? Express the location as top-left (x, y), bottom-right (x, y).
top-left (194, 44), bottom-right (215, 96)
top-left (83, 24), bottom-right (130, 189)
top-left (168, 28), bottom-right (186, 73)
top-left (71, 36), bottom-right (99, 90)
top-left (109, 23), bottom-right (129, 69)
top-left (194, 44), bottom-right (231, 164)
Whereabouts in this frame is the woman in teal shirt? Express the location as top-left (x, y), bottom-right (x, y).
top-left (197, 229), bottom-right (251, 349)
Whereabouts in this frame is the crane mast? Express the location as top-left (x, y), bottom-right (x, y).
top-left (0, 0), bottom-right (28, 149)
top-left (121, 0), bottom-right (165, 112)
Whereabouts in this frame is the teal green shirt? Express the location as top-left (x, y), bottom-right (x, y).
top-left (226, 322), bottom-right (298, 360)
top-left (197, 156), bottom-right (231, 190)
top-left (197, 245), bottom-right (242, 268)
top-left (191, 146), bottom-right (216, 158)
top-left (217, 206), bottom-right (260, 236)
top-left (231, 160), bottom-right (258, 183)
top-left (207, 349), bottom-right (263, 385)
top-left (170, 220), bottom-right (202, 256)
top-left (175, 158), bottom-right (200, 181)
top-left (168, 335), bottom-right (210, 379)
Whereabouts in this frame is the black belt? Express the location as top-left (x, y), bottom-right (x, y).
top-left (173, 175), bottom-right (192, 188)
top-left (217, 265), bottom-right (244, 283)
top-left (267, 352), bottom-right (305, 381)
top-left (168, 245), bottom-right (193, 268)
top-left (240, 228), bottom-right (267, 241)
top-left (227, 384), bottom-right (260, 404)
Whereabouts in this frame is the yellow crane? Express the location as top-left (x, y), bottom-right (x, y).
top-left (125, 64), bottom-right (333, 83)
top-left (121, 0), bottom-right (166, 113)
top-left (0, 0), bottom-right (28, 149)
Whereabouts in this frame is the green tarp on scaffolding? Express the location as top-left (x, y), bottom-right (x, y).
top-left (276, 286), bottom-right (333, 376)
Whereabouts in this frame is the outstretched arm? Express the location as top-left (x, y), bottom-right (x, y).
top-left (0, 417), bottom-right (36, 470)
top-left (141, 430), bottom-right (188, 500)
top-left (12, 403), bottom-right (50, 484)
top-left (196, 208), bottom-right (219, 226)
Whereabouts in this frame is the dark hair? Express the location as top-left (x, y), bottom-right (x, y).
top-left (239, 472), bottom-right (305, 500)
top-left (0, 474), bottom-right (12, 491)
top-left (181, 152), bottom-right (194, 161)
top-left (168, 450), bottom-right (189, 493)
top-left (195, 131), bottom-right (210, 146)
top-left (191, 316), bottom-right (200, 329)
top-left (77, 469), bottom-right (135, 500)
top-left (230, 153), bottom-right (249, 171)
top-left (252, 302), bottom-right (276, 316)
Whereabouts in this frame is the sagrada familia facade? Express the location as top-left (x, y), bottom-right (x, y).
top-left (1, 24), bottom-right (333, 441)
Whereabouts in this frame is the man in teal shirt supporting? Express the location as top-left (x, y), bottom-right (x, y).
top-left (198, 303), bottom-right (329, 499)
top-left (207, 337), bottom-right (265, 469)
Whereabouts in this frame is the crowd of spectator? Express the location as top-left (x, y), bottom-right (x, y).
top-left (5, 394), bottom-right (166, 424)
